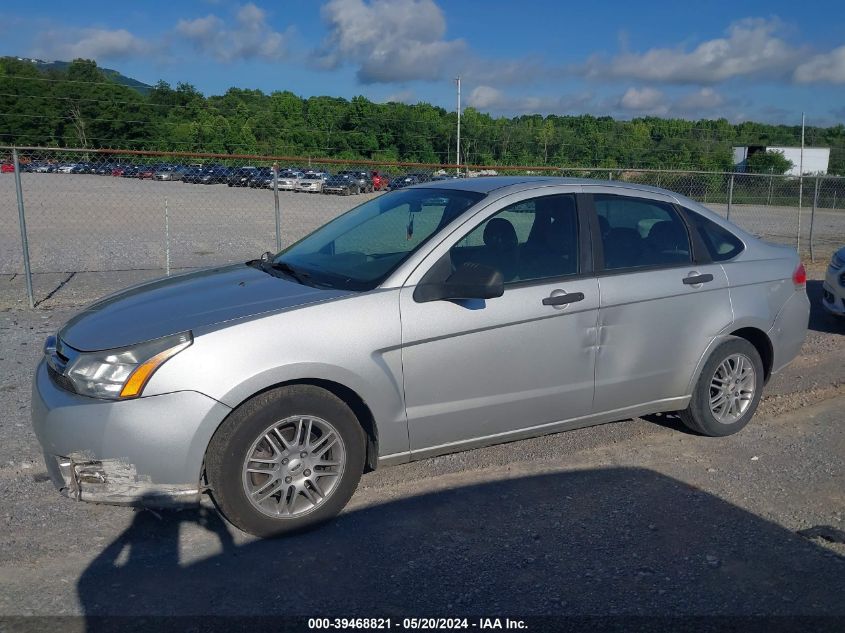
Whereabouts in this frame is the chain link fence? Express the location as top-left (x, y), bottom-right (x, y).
top-left (2, 146), bottom-right (843, 307)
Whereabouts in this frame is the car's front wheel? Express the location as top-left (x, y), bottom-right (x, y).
top-left (205, 385), bottom-right (366, 537)
top-left (679, 337), bottom-right (764, 437)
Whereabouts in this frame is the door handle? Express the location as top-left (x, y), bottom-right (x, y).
top-left (542, 292), bottom-right (585, 306)
top-left (682, 273), bottom-right (714, 285)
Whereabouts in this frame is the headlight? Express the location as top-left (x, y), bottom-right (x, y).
top-left (65, 332), bottom-right (192, 400)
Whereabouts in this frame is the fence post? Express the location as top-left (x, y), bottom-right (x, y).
top-left (767, 168), bottom-right (774, 206)
top-left (12, 148), bottom-right (34, 309)
top-left (796, 175), bottom-right (803, 253)
top-left (273, 162), bottom-right (281, 252)
top-left (726, 174), bottom-right (734, 221)
top-left (809, 177), bottom-right (819, 263)
top-left (164, 197), bottom-right (171, 276)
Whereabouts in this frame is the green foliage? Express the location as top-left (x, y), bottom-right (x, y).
top-left (1, 57), bottom-right (843, 174)
top-left (745, 150), bottom-right (794, 174)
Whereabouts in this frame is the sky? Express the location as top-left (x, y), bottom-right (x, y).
top-left (2, 0), bottom-right (845, 125)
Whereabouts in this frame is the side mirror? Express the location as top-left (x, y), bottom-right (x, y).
top-left (415, 262), bottom-right (504, 303)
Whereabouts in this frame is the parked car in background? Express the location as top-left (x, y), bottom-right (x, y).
top-left (295, 173), bottom-right (327, 193)
top-left (228, 167), bottom-right (258, 187)
top-left (1, 163), bottom-right (14, 173)
top-left (322, 174), bottom-right (361, 195)
top-left (276, 171), bottom-right (303, 191)
top-left (371, 171), bottom-right (389, 191)
top-left (200, 166), bottom-right (232, 184)
top-left (57, 163), bottom-right (77, 174)
top-left (181, 167), bottom-right (205, 184)
top-left (31, 177), bottom-right (809, 538)
top-left (337, 170), bottom-right (373, 193)
top-left (137, 166), bottom-right (156, 179)
top-left (390, 173), bottom-right (423, 189)
top-left (111, 166), bottom-right (126, 177)
top-left (120, 165), bottom-right (141, 178)
top-left (70, 163), bottom-right (95, 174)
top-left (154, 166), bottom-right (186, 181)
top-left (24, 161), bottom-right (55, 173)
top-left (248, 168), bottom-right (274, 188)
top-left (822, 246), bottom-right (845, 318)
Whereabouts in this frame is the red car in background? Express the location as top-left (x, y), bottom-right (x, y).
top-left (138, 166), bottom-right (156, 179)
top-left (111, 166), bottom-right (126, 177)
top-left (1, 163), bottom-right (14, 173)
top-left (371, 171), bottom-right (389, 191)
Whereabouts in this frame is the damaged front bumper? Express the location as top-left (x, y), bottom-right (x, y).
top-left (44, 453), bottom-right (201, 506)
top-left (32, 360), bottom-right (232, 507)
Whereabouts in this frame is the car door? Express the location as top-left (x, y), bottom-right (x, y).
top-left (399, 191), bottom-right (599, 456)
top-left (584, 188), bottom-right (733, 412)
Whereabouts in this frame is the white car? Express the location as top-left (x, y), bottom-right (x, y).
top-left (57, 164), bottom-right (76, 173)
top-left (295, 174), bottom-right (326, 193)
top-left (276, 171), bottom-right (303, 191)
top-left (822, 246), bottom-right (845, 317)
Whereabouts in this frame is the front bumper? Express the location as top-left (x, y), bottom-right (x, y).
top-left (822, 265), bottom-right (845, 316)
top-left (31, 361), bottom-right (232, 506)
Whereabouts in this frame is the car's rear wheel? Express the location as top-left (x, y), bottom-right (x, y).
top-left (205, 385), bottom-right (366, 537)
top-left (679, 337), bottom-right (763, 437)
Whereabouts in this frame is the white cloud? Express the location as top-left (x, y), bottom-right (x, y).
top-left (466, 86), bottom-right (506, 110)
top-left (32, 28), bottom-right (152, 61)
top-left (582, 18), bottom-right (804, 84)
top-left (794, 46), bottom-right (845, 83)
top-left (619, 87), bottom-right (666, 112)
top-left (675, 87), bottom-right (725, 112)
top-left (176, 3), bottom-right (290, 62)
top-left (316, 0), bottom-right (467, 83)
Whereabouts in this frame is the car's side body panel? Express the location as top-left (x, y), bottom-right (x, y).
top-left (400, 278), bottom-right (600, 453)
top-left (147, 289), bottom-right (410, 461)
top-left (594, 264), bottom-right (733, 410)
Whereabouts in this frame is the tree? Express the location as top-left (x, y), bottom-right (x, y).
top-left (746, 150), bottom-right (794, 175)
top-left (2, 55), bottom-right (844, 170)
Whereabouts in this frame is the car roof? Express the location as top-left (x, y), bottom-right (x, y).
top-left (411, 175), bottom-right (688, 198)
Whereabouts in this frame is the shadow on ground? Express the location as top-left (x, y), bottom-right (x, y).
top-left (77, 468), bottom-right (844, 618)
top-left (807, 280), bottom-right (843, 335)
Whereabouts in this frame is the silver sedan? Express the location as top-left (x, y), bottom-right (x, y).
top-left (32, 177), bottom-right (809, 536)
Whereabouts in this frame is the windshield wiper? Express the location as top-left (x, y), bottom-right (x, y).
top-left (245, 257), bottom-right (308, 285)
top-left (269, 261), bottom-right (311, 285)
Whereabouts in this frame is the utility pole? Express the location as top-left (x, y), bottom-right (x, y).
top-left (455, 76), bottom-right (461, 175)
top-left (797, 112), bottom-right (805, 252)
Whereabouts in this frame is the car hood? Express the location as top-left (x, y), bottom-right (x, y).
top-left (59, 264), bottom-right (351, 351)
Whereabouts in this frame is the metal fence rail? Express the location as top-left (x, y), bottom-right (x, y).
top-left (2, 146), bottom-right (843, 308)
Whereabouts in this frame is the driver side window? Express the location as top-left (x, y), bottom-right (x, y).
top-left (449, 194), bottom-right (579, 284)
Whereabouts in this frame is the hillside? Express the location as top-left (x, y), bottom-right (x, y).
top-left (5, 56), bottom-right (153, 94)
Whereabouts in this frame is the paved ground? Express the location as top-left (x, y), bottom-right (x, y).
top-left (2, 173), bottom-right (843, 279)
top-left (0, 261), bottom-right (843, 618)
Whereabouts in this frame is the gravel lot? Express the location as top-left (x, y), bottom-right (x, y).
top-left (0, 260), bottom-right (843, 618)
top-left (2, 173), bottom-right (843, 277)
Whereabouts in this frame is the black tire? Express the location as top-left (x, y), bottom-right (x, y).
top-left (679, 337), bottom-right (764, 437)
top-left (205, 385), bottom-right (366, 537)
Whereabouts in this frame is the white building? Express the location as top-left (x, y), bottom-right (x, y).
top-left (732, 146), bottom-right (830, 176)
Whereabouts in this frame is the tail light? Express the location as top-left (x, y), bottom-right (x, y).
top-left (792, 262), bottom-right (807, 288)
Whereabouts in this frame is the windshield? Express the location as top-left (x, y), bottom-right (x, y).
top-left (273, 188), bottom-right (485, 290)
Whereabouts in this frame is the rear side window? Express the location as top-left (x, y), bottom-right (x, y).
top-left (594, 194), bottom-right (691, 271)
top-left (686, 210), bottom-right (745, 261)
